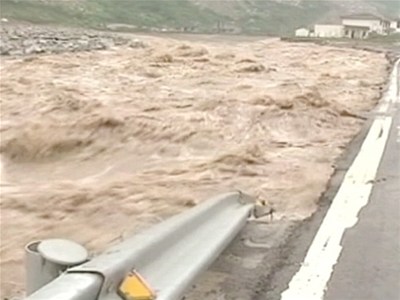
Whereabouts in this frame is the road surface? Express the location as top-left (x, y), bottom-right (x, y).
top-left (186, 59), bottom-right (400, 300)
top-left (280, 59), bottom-right (400, 300)
top-left (281, 59), bottom-right (400, 300)
top-left (324, 66), bottom-right (400, 300)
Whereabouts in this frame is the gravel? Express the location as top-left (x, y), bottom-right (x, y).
top-left (0, 24), bottom-right (145, 56)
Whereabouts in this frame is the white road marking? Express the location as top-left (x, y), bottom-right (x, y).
top-left (391, 59), bottom-right (399, 103)
top-left (376, 59), bottom-right (399, 112)
top-left (378, 101), bottom-right (390, 113)
top-left (280, 116), bottom-right (392, 300)
top-left (281, 59), bottom-right (399, 300)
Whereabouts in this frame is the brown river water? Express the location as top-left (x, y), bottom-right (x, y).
top-left (0, 35), bottom-right (388, 298)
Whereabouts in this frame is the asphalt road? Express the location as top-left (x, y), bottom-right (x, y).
top-left (185, 59), bottom-right (400, 300)
top-left (280, 59), bottom-right (400, 300)
top-left (324, 80), bottom-right (400, 300)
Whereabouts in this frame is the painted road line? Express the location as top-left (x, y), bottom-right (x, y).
top-left (378, 101), bottom-right (390, 113)
top-left (377, 59), bottom-right (399, 111)
top-left (388, 59), bottom-right (399, 103)
top-left (280, 116), bottom-right (392, 300)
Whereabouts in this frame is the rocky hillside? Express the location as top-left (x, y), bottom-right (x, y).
top-left (1, 0), bottom-right (399, 35)
top-left (0, 25), bottom-right (142, 56)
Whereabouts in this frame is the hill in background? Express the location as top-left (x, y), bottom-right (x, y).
top-left (1, 0), bottom-right (399, 35)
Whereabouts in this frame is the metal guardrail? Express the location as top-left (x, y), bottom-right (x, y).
top-left (25, 192), bottom-right (254, 300)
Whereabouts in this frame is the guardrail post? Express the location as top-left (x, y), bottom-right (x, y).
top-left (25, 239), bottom-right (89, 296)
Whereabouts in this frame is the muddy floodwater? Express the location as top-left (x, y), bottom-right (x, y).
top-left (0, 35), bottom-right (388, 298)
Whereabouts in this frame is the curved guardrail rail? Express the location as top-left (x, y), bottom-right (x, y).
top-left (25, 191), bottom-right (254, 300)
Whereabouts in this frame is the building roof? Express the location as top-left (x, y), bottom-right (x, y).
top-left (314, 24), bottom-right (343, 28)
top-left (344, 25), bottom-right (370, 30)
top-left (341, 13), bottom-right (383, 21)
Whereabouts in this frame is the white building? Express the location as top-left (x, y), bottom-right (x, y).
top-left (295, 28), bottom-right (310, 37)
top-left (390, 19), bottom-right (400, 32)
top-left (343, 25), bottom-right (370, 39)
top-left (314, 24), bottom-right (344, 38)
top-left (296, 13), bottom-right (397, 39)
top-left (341, 14), bottom-right (390, 35)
